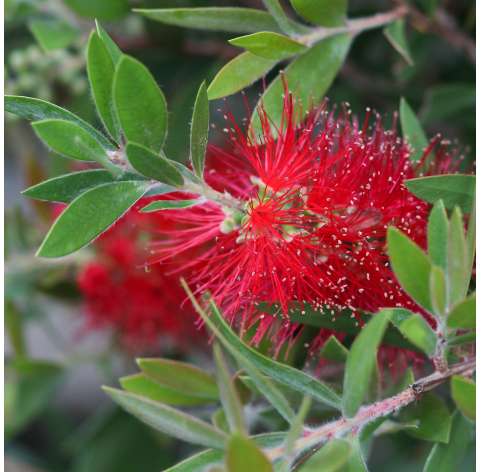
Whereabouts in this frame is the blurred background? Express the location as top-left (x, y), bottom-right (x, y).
top-left (5, 0), bottom-right (475, 471)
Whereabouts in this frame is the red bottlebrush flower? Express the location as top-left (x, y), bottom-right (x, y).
top-left (149, 91), bottom-right (460, 352)
top-left (77, 198), bottom-right (201, 352)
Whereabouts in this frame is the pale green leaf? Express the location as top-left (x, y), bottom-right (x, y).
top-left (447, 207), bottom-right (468, 306)
top-left (342, 311), bottom-right (391, 417)
top-left (391, 310), bottom-right (437, 356)
top-left (430, 265), bottom-right (447, 318)
top-left (120, 373), bottom-right (216, 406)
top-left (32, 119), bottom-right (110, 165)
top-left (428, 200), bottom-right (449, 270)
top-left (190, 81), bottom-right (209, 178)
top-left (5, 95), bottom-right (114, 150)
top-left (95, 21), bottom-right (122, 65)
top-left (87, 31), bottom-right (120, 142)
top-left (405, 174), bottom-right (475, 213)
top-left (229, 32), bottom-right (306, 60)
top-left (126, 142), bottom-right (183, 187)
top-left (103, 387), bottom-right (228, 449)
top-left (213, 344), bottom-right (246, 435)
top-left (319, 335), bottom-right (348, 362)
top-left (137, 358), bottom-right (218, 400)
top-left (226, 434), bottom-right (273, 472)
top-left (140, 199), bottom-right (204, 212)
top-left (387, 227), bottom-right (433, 312)
top-left (207, 52), bottom-right (278, 100)
top-left (451, 376), bottom-right (475, 421)
top-left (261, 0), bottom-right (307, 35)
top-left (37, 181), bottom-right (147, 257)
top-left (447, 294), bottom-right (475, 329)
top-left (63, 0), bottom-right (128, 20)
top-left (114, 55), bottom-right (168, 152)
top-left (135, 8), bottom-right (281, 34)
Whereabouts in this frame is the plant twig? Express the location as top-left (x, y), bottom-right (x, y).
top-left (297, 6), bottom-right (408, 46)
top-left (266, 357), bottom-right (475, 461)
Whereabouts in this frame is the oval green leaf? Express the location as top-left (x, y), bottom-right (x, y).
top-left (290, 0), bottom-right (347, 27)
top-left (384, 19), bottom-right (413, 65)
top-left (114, 55), bottom-right (168, 152)
top-left (405, 174), bottom-right (475, 213)
top-left (29, 19), bottom-right (78, 51)
top-left (299, 439), bottom-right (351, 472)
top-left (134, 8), bottom-right (281, 33)
top-left (447, 294), bottom-right (475, 329)
top-left (32, 119), bottom-right (110, 164)
top-left (450, 376), bottom-right (475, 421)
top-left (428, 200), bottom-right (449, 270)
top-left (5, 95), bottom-right (114, 150)
top-left (126, 142), bottom-right (183, 187)
top-left (387, 227), bottom-right (433, 312)
top-left (37, 181), bottom-right (147, 257)
top-left (87, 31), bottom-right (120, 142)
top-left (140, 198), bottom-right (204, 212)
top-left (430, 265), bottom-right (447, 319)
top-left (400, 98), bottom-right (428, 162)
top-left (229, 32), bottom-right (306, 60)
top-left (190, 81), bottom-right (209, 178)
top-left (95, 21), bottom-right (123, 65)
top-left (226, 434), bottom-right (273, 472)
top-left (207, 52), bottom-right (278, 100)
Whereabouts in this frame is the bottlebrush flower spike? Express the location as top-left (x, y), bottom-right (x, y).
top-left (76, 198), bottom-right (202, 352)
top-left (149, 88), bottom-right (460, 351)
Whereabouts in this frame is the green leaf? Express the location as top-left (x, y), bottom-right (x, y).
top-left (387, 227), bottom-right (433, 312)
top-left (140, 199), bottom-right (203, 212)
top-left (163, 433), bottom-right (285, 472)
top-left (229, 32), bottom-right (306, 60)
top-left (207, 52), bottom-right (278, 100)
top-left (383, 19), bottom-right (413, 65)
top-left (447, 331), bottom-right (475, 347)
top-left (135, 8), bottom-right (281, 34)
top-left (5, 301), bottom-right (26, 358)
top-left (400, 98), bottom-right (428, 162)
top-left (29, 19), bottom-right (78, 51)
top-left (423, 411), bottom-right (473, 472)
top-left (5, 95), bottom-right (114, 150)
top-left (447, 294), bottom-right (475, 329)
top-left (63, 0), bottom-right (128, 20)
top-left (126, 142), bottom-right (183, 187)
top-left (390, 310), bottom-right (437, 356)
top-left (405, 175), bottom-right (475, 213)
top-left (226, 434), bottom-right (273, 472)
top-left (95, 21), bottom-right (122, 65)
top-left (250, 34), bottom-right (351, 136)
top-left (213, 344), bottom-right (246, 434)
top-left (450, 376), bottom-right (475, 421)
top-left (32, 119), bottom-right (110, 164)
top-left (261, 0), bottom-right (307, 35)
top-left (290, 0), bottom-right (347, 27)
top-left (428, 200), bottom-right (449, 270)
top-left (190, 81), bottom-right (209, 178)
top-left (37, 181), bottom-right (147, 257)
top-left (344, 439), bottom-right (368, 471)
top-left (342, 310), bottom-right (391, 417)
top-left (430, 265), bottom-right (447, 319)
top-left (299, 439), bottom-right (351, 472)
top-left (447, 207), bottom-right (469, 307)
top-left (182, 281), bottom-right (341, 410)
top-left (22, 170), bottom-right (119, 203)
top-left (319, 335), bottom-right (348, 362)
top-left (137, 358), bottom-right (218, 401)
top-left (120, 373), bottom-right (216, 406)
top-left (466, 197), bottom-right (475, 281)
top-left (87, 31), bottom-right (120, 142)
top-left (401, 393), bottom-right (452, 443)
top-left (212, 408), bottom-right (230, 433)
top-left (103, 387), bottom-right (228, 449)
top-left (114, 55), bottom-right (168, 152)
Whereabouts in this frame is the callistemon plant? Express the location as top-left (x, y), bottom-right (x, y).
top-left (6, 17), bottom-right (475, 472)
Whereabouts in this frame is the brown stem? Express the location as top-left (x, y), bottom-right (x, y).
top-left (267, 357), bottom-right (475, 461)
